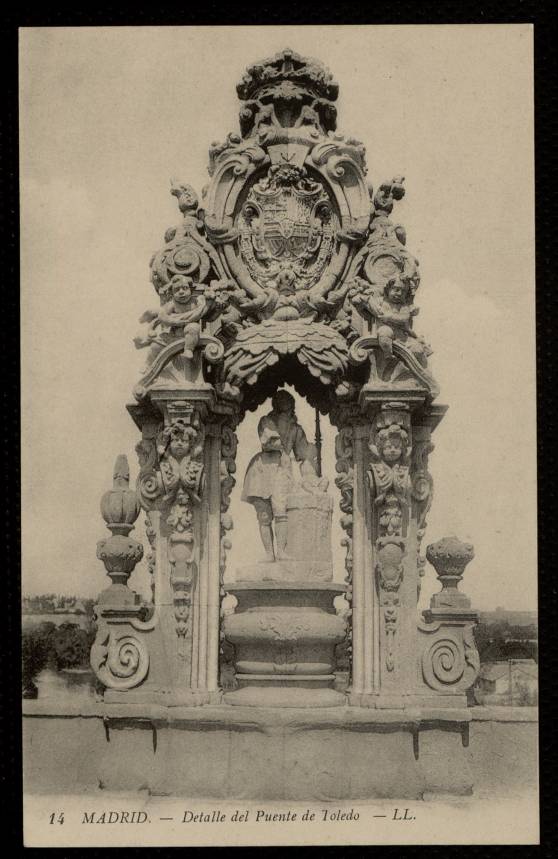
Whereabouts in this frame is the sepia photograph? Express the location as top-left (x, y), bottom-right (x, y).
top-left (19, 24), bottom-right (537, 846)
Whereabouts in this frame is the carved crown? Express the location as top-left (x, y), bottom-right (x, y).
top-left (236, 47), bottom-right (339, 103)
top-left (236, 47), bottom-right (339, 137)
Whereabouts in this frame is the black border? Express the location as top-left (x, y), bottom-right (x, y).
top-left (3, 4), bottom-right (556, 855)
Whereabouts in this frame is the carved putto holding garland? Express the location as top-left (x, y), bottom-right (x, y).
top-left (130, 48), bottom-right (439, 407)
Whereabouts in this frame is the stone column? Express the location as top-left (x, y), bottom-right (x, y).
top-left (339, 393), bottom-right (449, 708)
top-left (91, 387), bottom-right (235, 706)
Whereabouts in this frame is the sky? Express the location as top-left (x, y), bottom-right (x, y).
top-left (20, 25), bottom-right (536, 611)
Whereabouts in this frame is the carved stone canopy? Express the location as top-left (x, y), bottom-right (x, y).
top-left (132, 48), bottom-right (439, 412)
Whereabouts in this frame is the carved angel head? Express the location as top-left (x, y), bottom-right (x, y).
top-left (374, 423), bottom-right (410, 465)
top-left (161, 419), bottom-right (199, 461)
top-left (384, 275), bottom-right (411, 307)
top-left (170, 275), bottom-right (194, 306)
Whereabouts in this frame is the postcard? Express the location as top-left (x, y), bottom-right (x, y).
top-left (20, 24), bottom-right (537, 847)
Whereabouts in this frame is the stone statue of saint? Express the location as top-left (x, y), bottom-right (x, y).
top-left (241, 389), bottom-right (314, 562)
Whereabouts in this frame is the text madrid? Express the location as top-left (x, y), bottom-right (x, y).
top-left (81, 809), bottom-right (371, 824)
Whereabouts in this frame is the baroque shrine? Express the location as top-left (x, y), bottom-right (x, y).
top-left (89, 48), bottom-right (481, 798)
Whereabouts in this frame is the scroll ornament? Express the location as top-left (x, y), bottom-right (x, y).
top-left (420, 536), bottom-right (480, 693)
top-left (91, 629), bottom-right (150, 691)
top-left (421, 627), bottom-right (480, 693)
top-left (345, 177), bottom-right (439, 396)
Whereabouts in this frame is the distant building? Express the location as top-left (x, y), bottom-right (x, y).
top-left (475, 658), bottom-right (538, 706)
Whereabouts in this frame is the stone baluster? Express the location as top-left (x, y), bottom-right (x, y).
top-left (91, 456), bottom-right (156, 696)
top-left (417, 536), bottom-right (480, 706)
top-left (96, 455), bottom-right (143, 601)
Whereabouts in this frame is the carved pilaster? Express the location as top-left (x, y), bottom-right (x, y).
top-left (146, 406), bottom-right (205, 650)
top-left (130, 396), bottom-right (221, 703)
top-left (368, 403), bottom-right (412, 681)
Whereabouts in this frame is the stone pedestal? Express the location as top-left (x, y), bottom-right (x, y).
top-left (223, 582), bottom-right (347, 707)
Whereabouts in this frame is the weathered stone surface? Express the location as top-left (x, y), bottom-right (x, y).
top-left (23, 705), bottom-right (538, 800)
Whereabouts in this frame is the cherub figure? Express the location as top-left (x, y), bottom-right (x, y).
top-left (134, 274), bottom-right (206, 363)
top-left (366, 275), bottom-right (431, 366)
top-left (157, 419), bottom-right (204, 503)
top-left (368, 422), bottom-right (411, 508)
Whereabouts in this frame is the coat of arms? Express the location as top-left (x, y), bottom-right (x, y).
top-left (238, 164), bottom-right (338, 303)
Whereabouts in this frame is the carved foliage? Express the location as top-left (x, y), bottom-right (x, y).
top-left (375, 539), bottom-right (405, 672)
top-left (335, 425), bottom-right (354, 585)
top-left (144, 514), bottom-right (157, 602)
top-left (220, 420), bottom-right (238, 589)
top-left (334, 424), bottom-right (354, 667)
top-left (410, 432), bottom-right (434, 596)
top-left (136, 408), bottom-right (206, 644)
top-left (222, 318), bottom-right (349, 398)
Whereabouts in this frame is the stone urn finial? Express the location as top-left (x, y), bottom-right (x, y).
top-left (100, 454), bottom-right (141, 536)
top-left (426, 536), bottom-right (474, 609)
top-left (97, 455), bottom-right (143, 600)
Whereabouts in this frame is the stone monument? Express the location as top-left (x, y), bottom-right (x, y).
top-left (89, 48), bottom-right (482, 797)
